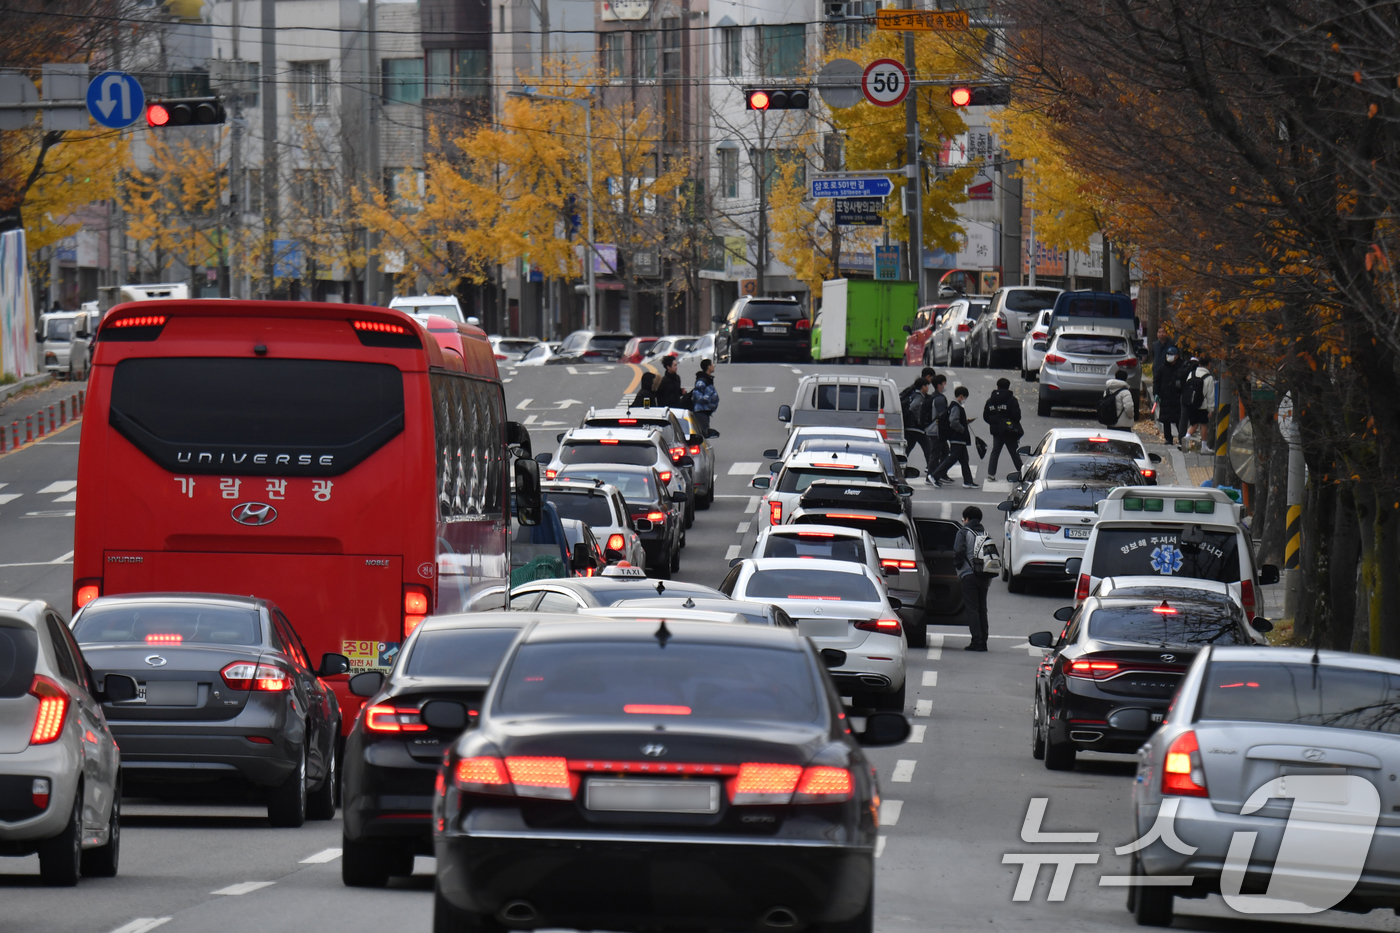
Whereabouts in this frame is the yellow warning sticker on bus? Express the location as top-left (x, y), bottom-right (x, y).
top-left (342, 639), bottom-right (400, 671)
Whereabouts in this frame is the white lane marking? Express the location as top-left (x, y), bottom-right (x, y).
top-left (52, 551), bottom-right (73, 563)
top-left (983, 481), bottom-right (1013, 493)
top-left (926, 646), bottom-right (942, 660)
top-left (0, 483), bottom-right (5, 489)
top-left (790, 368), bottom-right (804, 374)
top-left (0, 560), bottom-right (72, 568)
top-left (523, 415), bottom-right (538, 425)
top-left (212, 881), bottom-right (275, 895)
top-left (515, 398), bottom-right (533, 409)
top-left (725, 545), bottom-right (741, 560)
top-left (0, 494), bottom-right (20, 505)
top-left (728, 461), bottom-right (761, 475)
top-left (736, 522), bottom-right (750, 534)
top-left (938, 501), bottom-right (950, 519)
top-left (909, 724), bottom-right (927, 743)
top-left (730, 386), bottom-right (775, 393)
top-left (891, 760), bottom-right (917, 782)
top-left (502, 378), bottom-right (513, 383)
top-left (38, 481), bottom-right (76, 493)
top-left (914, 699), bottom-right (932, 717)
top-left (921, 671), bottom-right (938, 687)
top-left (300, 847), bottom-right (343, 864)
top-left (879, 799), bottom-right (904, 826)
top-left (1028, 645), bottom-right (1047, 657)
top-left (24, 510), bottom-right (74, 517)
top-left (52, 491), bottom-right (76, 502)
top-left (936, 633), bottom-right (1022, 639)
top-left (745, 496), bottom-right (760, 513)
top-left (107, 920), bottom-right (171, 933)
top-left (874, 836), bottom-right (888, 858)
top-left (928, 633), bottom-right (944, 647)
top-left (36, 441), bottom-right (81, 445)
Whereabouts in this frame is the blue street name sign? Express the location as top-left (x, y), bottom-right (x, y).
top-left (87, 71), bottom-right (146, 129)
top-left (810, 176), bottom-right (893, 199)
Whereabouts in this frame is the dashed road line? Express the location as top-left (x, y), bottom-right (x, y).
top-left (891, 760), bottom-right (917, 782)
top-left (921, 671), bottom-right (938, 687)
top-left (926, 646), bottom-right (942, 660)
top-left (914, 699), bottom-right (932, 717)
top-left (212, 881), bottom-right (275, 896)
top-left (300, 847), bottom-right (343, 864)
top-left (53, 491), bottom-right (76, 502)
top-left (745, 496), bottom-right (759, 513)
top-left (725, 545), bottom-right (741, 560)
top-left (728, 461), bottom-right (761, 475)
top-left (909, 724), bottom-right (927, 743)
top-left (874, 836), bottom-right (888, 858)
top-left (38, 481), bottom-right (76, 493)
top-left (880, 799), bottom-right (904, 826)
top-left (107, 920), bottom-right (171, 933)
top-left (51, 550), bottom-right (73, 563)
top-left (735, 522), bottom-right (750, 534)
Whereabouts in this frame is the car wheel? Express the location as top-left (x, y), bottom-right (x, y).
top-left (306, 747), bottom-right (336, 821)
top-left (952, 349), bottom-right (964, 366)
top-left (1132, 859), bottom-right (1175, 926)
top-left (670, 547), bottom-right (681, 572)
top-left (684, 500), bottom-right (694, 528)
top-left (1043, 723), bottom-right (1076, 771)
top-left (1037, 399), bottom-right (1052, 418)
top-left (871, 680), bottom-right (906, 712)
top-left (342, 834), bottom-right (412, 887)
top-left (434, 880), bottom-right (507, 933)
top-left (267, 746), bottom-right (307, 827)
top-left (652, 553), bottom-right (672, 579)
top-left (38, 788), bottom-right (82, 886)
top-left (818, 885), bottom-right (873, 933)
top-left (904, 615), bottom-right (927, 648)
top-left (698, 486), bottom-right (712, 509)
top-left (1030, 694), bottom-right (1047, 760)
top-left (81, 783), bottom-right (120, 877)
top-left (1008, 572), bottom-right (1026, 594)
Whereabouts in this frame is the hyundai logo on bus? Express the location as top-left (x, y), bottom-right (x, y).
top-left (231, 502), bottom-right (278, 526)
top-left (178, 451), bottom-right (335, 466)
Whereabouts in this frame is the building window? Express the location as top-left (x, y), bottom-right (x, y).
top-left (753, 148), bottom-right (805, 198)
top-left (722, 27), bottom-right (742, 78)
top-left (425, 49), bottom-right (488, 99)
top-left (426, 49), bottom-right (451, 96)
top-left (383, 58), bottom-right (424, 104)
top-left (169, 70), bottom-right (210, 98)
top-left (718, 148), bottom-right (738, 199)
top-left (293, 169), bottom-right (335, 216)
top-left (760, 24), bottom-right (804, 78)
top-left (661, 18), bottom-right (681, 77)
top-left (385, 168), bottom-right (425, 210)
top-left (290, 60), bottom-right (330, 109)
top-left (601, 33), bottom-right (624, 78)
top-left (633, 32), bottom-right (657, 81)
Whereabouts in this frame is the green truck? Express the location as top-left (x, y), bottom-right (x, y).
top-left (812, 278), bottom-right (919, 363)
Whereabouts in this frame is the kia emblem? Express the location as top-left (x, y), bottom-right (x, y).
top-left (145, 655), bottom-right (167, 667)
top-left (231, 502), bottom-right (277, 526)
top-left (641, 744), bottom-right (667, 757)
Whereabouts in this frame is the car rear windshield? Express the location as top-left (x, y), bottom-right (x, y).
top-left (558, 468), bottom-right (657, 503)
top-left (559, 442), bottom-right (655, 466)
top-left (743, 301), bottom-right (805, 322)
top-left (799, 514), bottom-right (912, 548)
top-left (1090, 528), bottom-right (1241, 583)
top-left (405, 627), bottom-right (519, 678)
top-left (109, 358), bottom-right (405, 476)
top-left (1201, 661), bottom-right (1400, 735)
top-left (587, 417), bottom-right (671, 434)
top-left (0, 625), bottom-right (38, 699)
top-left (1087, 606), bottom-right (1245, 646)
top-left (1043, 459), bottom-right (1142, 484)
top-left (544, 491), bottom-right (614, 527)
top-left (798, 441), bottom-right (894, 475)
top-left (1104, 585), bottom-right (1228, 602)
top-left (1055, 335), bottom-right (1130, 356)
top-left (1005, 290), bottom-right (1062, 313)
top-left (394, 303), bottom-right (462, 321)
top-left (72, 605), bottom-right (262, 646)
top-left (762, 533), bottom-right (867, 564)
top-left (498, 641), bottom-right (819, 722)
top-left (1033, 487), bottom-right (1114, 511)
top-left (744, 569), bottom-right (880, 602)
top-left (1058, 295), bottom-right (1132, 319)
top-left (778, 466), bottom-right (885, 494)
top-left (586, 335), bottom-right (632, 352)
top-left (497, 340), bottom-right (537, 354)
top-left (1054, 437), bottom-right (1143, 459)
top-left (815, 384), bottom-right (884, 411)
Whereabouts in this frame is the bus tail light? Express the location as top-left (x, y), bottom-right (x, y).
top-left (1162, 730), bottom-right (1209, 797)
top-left (74, 579), bottom-right (101, 612)
top-left (404, 585), bottom-right (431, 637)
top-left (28, 676), bottom-right (69, 745)
top-left (220, 662), bottom-right (292, 692)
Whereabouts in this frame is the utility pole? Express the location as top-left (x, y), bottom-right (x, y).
top-left (1280, 393), bottom-right (1304, 621)
top-left (1026, 205), bottom-right (1036, 286)
top-left (902, 4), bottom-right (922, 305)
top-left (365, 0), bottom-right (382, 305)
top-left (227, 0), bottom-right (244, 299)
top-left (260, 0), bottom-right (278, 297)
top-left (754, 110), bottom-right (767, 296)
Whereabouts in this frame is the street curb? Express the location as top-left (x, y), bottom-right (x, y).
top-left (0, 414), bottom-right (82, 460)
top-left (0, 373), bottom-right (53, 405)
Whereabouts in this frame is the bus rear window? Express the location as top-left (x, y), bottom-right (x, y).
top-left (559, 443), bottom-right (655, 466)
top-left (1089, 528), bottom-right (1240, 583)
top-left (109, 358), bottom-right (404, 476)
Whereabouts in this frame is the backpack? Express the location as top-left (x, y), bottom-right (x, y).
top-left (899, 385), bottom-right (918, 423)
top-left (907, 390), bottom-right (927, 428)
top-left (1096, 389), bottom-right (1120, 427)
top-left (1181, 370), bottom-right (1206, 411)
top-left (970, 531), bottom-right (1002, 576)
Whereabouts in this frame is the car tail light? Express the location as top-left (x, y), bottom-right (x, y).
top-left (145, 633), bottom-right (183, 644)
top-left (669, 446), bottom-right (686, 460)
top-left (658, 471), bottom-right (672, 483)
top-left (824, 513), bottom-right (876, 520)
top-left (28, 675), bottom-right (68, 745)
top-left (110, 314), bottom-right (168, 328)
top-left (1240, 579), bottom-right (1256, 615)
top-left (1044, 353), bottom-right (1066, 364)
top-left (1117, 358), bottom-right (1138, 368)
top-left (545, 469), bottom-right (558, 479)
top-left (794, 766), bottom-right (853, 802)
top-left (1141, 469), bottom-right (1156, 480)
top-left (1075, 573), bottom-right (1091, 601)
top-left (800, 532), bottom-right (835, 538)
top-left (770, 501), bottom-right (782, 525)
top-left (1020, 520), bottom-right (1061, 533)
top-left (1067, 659), bottom-right (1120, 679)
top-left (1162, 730), bottom-right (1209, 797)
top-left (220, 661), bottom-right (292, 692)
top-left (456, 756), bottom-right (510, 788)
top-left (731, 763), bottom-right (803, 803)
top-left (1032, 331), bottom-right (1047, 340)
top-left (688, 445), bottom-right (701, 455)
top-left (404, 585), bottom-right (431, 637)
top-left (735, 317), bottom-right (755, 330)
top-left (505, 757), bottom-right (575, 799)
top-left (646, 511), bottom-right (666, 522)
top-left (623, 704), bottom-right (692, 715)
top-left (618, 418), bottom-right (638, 424)
top-left (607, 534), bottom-right (625, 551)
top-left (365, 704), bottom-right (428, 732)
top-left (1153, 601), bottom-right (1177, 615)
top-left (494, 353), bottom-right (508, 361)
top-left (583, 350), bottom-right (603, 358)
top-left (996, 315), bottom-right (1008, 332)
top-left (246, 735), bottom-right (273, 744)
top-left (957, 322), bottom-right (970, 333)
top-left (854, 618), bottom-right (902, 635)
top-left (31, 778), bottom-right (50, 810)
top-left (599, 438), bottom-right (619, 444)
top-left (74, 578), bottom-right (101, 612)
top-left (794, 318), bottom-right (811, 330)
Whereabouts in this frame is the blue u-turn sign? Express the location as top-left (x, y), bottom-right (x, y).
top-left (86, 71), bottom-right (146, 129)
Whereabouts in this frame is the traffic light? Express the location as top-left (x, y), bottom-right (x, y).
top-left (145, 97), bottom-right (226, 127)
top-left (745, 87), bottom-right (810, 111)
top-left (948, 85), bottom-right (1011, 108)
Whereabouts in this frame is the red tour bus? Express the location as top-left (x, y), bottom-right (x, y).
top-left (72, 301), bottom-right (541, 729)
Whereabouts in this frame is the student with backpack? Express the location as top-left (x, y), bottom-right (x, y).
top-left (1176, 356), bottom-right (1215, 451)
top-left (1097, 370), bottom-right (1136, 430)
top-left (903, 377), bottom-right (937, 476)
top-left (932, 386), bottom-right (977, 488)
top-left (983, 377), bottom-right (1023, 477)
top-left (953, 505), bottom-right (998, 651)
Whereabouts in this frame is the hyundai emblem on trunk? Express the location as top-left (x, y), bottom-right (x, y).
top-left (641, 744), bottom-right (667, 757)
top-left (1303, 748), bottom-right (1326, 761)
top-left (145, 655), bottom-right (167, 666)
top-left (1159, 653), bottom-right (1175, 663)
top-left (231, 502), bottom-right (277, 525)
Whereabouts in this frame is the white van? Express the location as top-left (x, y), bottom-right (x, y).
top-left (37, 310), bottom-right (93, 380)
top-left (1069, 486), bottom-right (1279, 621)
top-left (388, 295), bottom-right (465, 323)
top-left (97, 283), bottom-right (190, 314)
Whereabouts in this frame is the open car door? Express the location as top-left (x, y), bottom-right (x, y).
top-left (914, 517), bottom-right (965, 616)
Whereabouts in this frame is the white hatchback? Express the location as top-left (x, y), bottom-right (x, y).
top-left (1020, 308), bottom-right (1053, 381)
top-left (1022, 426), bottom-right (1164, 484)
top-left (996, 479), bottom-right (1114, 592)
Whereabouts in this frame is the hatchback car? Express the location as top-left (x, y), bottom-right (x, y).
top-left (73, 594), bottom-right (345, 827)
top-left (489, 336), bottom-right (539, 364)
top-left (516, 342), bottom-right (559, 367)
top-left (579, 408), bottom-right (711, 511)
top-left (1020, 308), bottom-right (1054, 381)
top-left (542, 480), bottom-right (647, 569)
top-left (555, 465), bottom-right (685, 577)
top-left (543, 428), bottom-right (694, 526)
top-left (752, 451), bottom-right (892, 528)
top-left (997, 480), bottom-right (1116, 591)
top-left (619, 336), bottom-right (660, 364)
top-left (903, 304), bottom-right (950, 367)
top-left (0, 598), bottom-right (126, 885)
top-left (926, 297), bottom-right (989, 366)
top-left (432, 618), bottom-right (909, 933)
top-left (644, 336), bottom-right (698, 361)
top-left (1021, 427), bottom-right (1164, 484)
top-left (551, 331), bottom-right (634, 364)
top-left (342, 613), bottom-right (528, 886)
top-left (717, 296), bottom-right (812, 363)
top-left (1037, 326), bottom-right (1143, 417)
top-left (968, 286), bottom-right (1063, 368)
top-left (721, 558), bottom-right (907, 711)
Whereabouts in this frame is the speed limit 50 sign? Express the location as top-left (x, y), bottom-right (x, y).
top-left (862, 59), bottom-right (910, 107)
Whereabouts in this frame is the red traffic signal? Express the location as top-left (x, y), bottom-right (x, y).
top-left (950, 87), bottom-right (973, 107)
top-left (748, 89), bottom-right (771, 110)
top-left (145, 97), bottom-right (225, 128)
top-left (744, 87), bottom-right (810, 111)
top-left (949, 85), bottom-right (1011, 108)
top-left (146, 104), bottom-right (171, 126)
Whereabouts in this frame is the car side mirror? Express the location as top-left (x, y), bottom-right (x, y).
top-left (1033, 341), bottom-right (1048, 351)
top-left (887, 597), bottom-right (902, 611)
top-left (1052, 606), bottom-right (1075, 622)
top-left (1027, 631), bottom-right (1055, 648)
top-left (572, 543), bottom-right (592, 569)
top-left (100, 673), bottom-right (138, 702)
top-left (1017, 446), bottom-right (1031, 456)
top-left (676, 455), bottom-right (694, 467)
top-left (857, 711), bottom-right (911, 746)
top-left (1065, 558), bottom-right (1082, 578)
top-left (1006, 472), bottom-right (1022, 484)
top-left (349, 670), bottom-right (385, 697)
top-left (534, 452), bottom-right (551, 465)
top-left (769, 461), bottom-right (784, 474)
top-left (778, 404), bottom-right (792, 423)
top-left (895, 454), bottom-right (907, 463)
top-left (763, 448), bottom-right (780, 459)
top-left (1251, 617), bottom-right (1274, 633)
top-left (689, 433), bottom-right (703, 445)
top-left (1259, 564), bottom-right (1280, 585)
top-left (904, 467), bottom-right (919, 479)
top-left (1148, 453), bottom-right (1163, 464)
top-left (897, 485), bottom-right (914, 497)
top-left (728, 557), bottom-right (745, 567)
top-left (556, 433), bottom-right (566, 443)
top-left (820, 648), bottom-right (846, 668)
top-left (751, 476), bottom-right (771, 489)
top-left (902, 324), bottom-right (912, 334)
top-left (1136, 346), bottom-right (1149, 361)
top-left (420, 699), bottom-right (469, 730)
top-left (996, 500), bottom-right (1015, 512)
top-left (515, 459), bottom-right (543, 526)
top-left (318, 653), bottom-right (350, 677)
top-left (671, 491), bottom-right (688, 503)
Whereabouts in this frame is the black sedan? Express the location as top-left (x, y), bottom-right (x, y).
top-left (1027, 595), bottom-right (1263, 770)
top-left (432, 619), bottom-right (910, 933)
top-left (342, 613), bottom-right (527, 886)
top-left (73, 593), bottom-right (345, 827)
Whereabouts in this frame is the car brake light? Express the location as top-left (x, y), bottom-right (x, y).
top-left (353, 320), bottom-right (407, 334)
top-left (688, 445), bottom-right (701, 455)
top-left (110, 315), bottom-right (167, 328)
top-left (74, 579), bottom-right (101, 612)
top-left (1076, 573), bottom-right (1091, 601)
top-left (794, 766), bottom-right (853, 802)
top-left (800, 531), bottom-right (835, 538)
top-left (735, 317), bottom-right (755, 329)
top-left (1153, 601), bottom-right (1177, 614)
top-left (494, 353), bottom-right (508, 361)
top-left (996, 315), bottom-right (1007, 331)
top-left (1044, 353), bottom-right (1066, 364)
top-left (669, 446), bottom-right (686, 460)
top-left (600, 439), bottom-right (619, 444)
top-left (404, 585), bottom-right (431, 637)
top-left (770, 501), bottom-right (782, 525)
top-left (31, 778), bottom-right (50, 810)
top-left (855, 618), bottom-right (902, 634)
top-left (220, 661), bottom-right (292, 692)
top-left (607, 534), bottom-right (626, 551)
top-left (646, 511), bottom-right (666, 521)
top-left (1141, 469), bottom-right (1156, 480)
top-left (824, 513), bottom-right (876, 520)
top-left (795, 318), bottom-right (812, 330)
top-left (1117, 358), bottom-right (1138, 368)
top-left (1162, 730), bottom-right (1209, 797)
top-left (144, 633), bottom-right (183, 644)
top-left (1240, 579), bottom-right (1256, 614)
top-left (623, 704), bottom-right (691, 715)
top-left (1067, 659), bottom-right (1120, 679)
top-left (731, 763), bottom-right (802, 803)
top-left (28, 675), bottom-right (68, 745)
top-left (545, 469), bottom-right (558, 479)
top-left (365, 704), bottom-right (429, 732)
top-left (1020, 519), bottom-right (1062, 533)
top-left (658, 471), bottom-right (672, 483)
top-left (957, 322), bottom-right (970, 332)
top-left (618, 418), bottom-right (638, 424)
top-left (456, 756), bottom-right (510, 787)
top-left (1032, 331), bottom-right (1046, 340)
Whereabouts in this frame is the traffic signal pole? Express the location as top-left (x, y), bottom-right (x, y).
top-left (903, 11), bottom-right (923, 306)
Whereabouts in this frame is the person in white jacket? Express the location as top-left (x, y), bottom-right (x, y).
top-left (1105, 371), bottom-right (1136, 430)
top-left (1178, 357), bottom-right (1216, 451)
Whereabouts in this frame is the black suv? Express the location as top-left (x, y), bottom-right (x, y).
top-left (717, 297), bottom-right (811, 363)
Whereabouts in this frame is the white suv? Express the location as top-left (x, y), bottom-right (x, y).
top-left (750, 451), bottom-right (889, 527)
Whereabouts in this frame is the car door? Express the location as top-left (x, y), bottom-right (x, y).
top-left (45, 612), bottom-right (111, 833)
top-left (276, 609), bottom-right (335, 781)
top-left (914, 519), bottom-right (965, 615)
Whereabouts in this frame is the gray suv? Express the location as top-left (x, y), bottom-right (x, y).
top-left (967, 286), bottom-right (1063, 368)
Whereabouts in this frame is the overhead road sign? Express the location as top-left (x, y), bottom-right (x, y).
top-left (862, 59), bottom-right (910, 108)
top-left (0, 73), bottom-right (39, 130)
top-left (875, 9), bottom-right (970, 30)
top-left (835, 198), bottom-right (884, 226)
top-left (87, 71), bottom-right (145, 129)
top-left (811, 175), bottom-right (894, 199)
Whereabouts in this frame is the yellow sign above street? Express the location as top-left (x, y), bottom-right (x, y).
top-left (875, 9), bottom-right (970, 30)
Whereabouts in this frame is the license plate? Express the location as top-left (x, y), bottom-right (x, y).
top-left (1073, 364), bottom-right (1107, 374)
top-left (586, 779), bottom-right (720, 813)
top-left (143, 681), bottom-right (199, 706)
top-left (798, 619), bottom-right (849, 638)
top-left (763, 326), bottom-right (787, 334)
top-left (1064, 528), bottom-right (1090, 539)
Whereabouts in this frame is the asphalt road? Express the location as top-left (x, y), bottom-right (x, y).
top-left (1, 359), bottom-right (1394, 933)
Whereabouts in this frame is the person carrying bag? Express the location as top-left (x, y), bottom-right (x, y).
top-left (982, 378), bottom-right (1023, 477)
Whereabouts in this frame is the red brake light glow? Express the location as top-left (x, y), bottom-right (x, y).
top-left (144, 633), bottom-right (183, 644)
top-left (1075, 573), bottom-right (1091, 601)
top-left (599, 438), bottom-right (619, 444)
top-left (770, 501), bottom-right (782, 525)
top-left (353, 320), bottom-right (407, 334)
top-left (795, 766), bottom-right (853, 800)
top-left (1141, 469), bottom-right (1156, 480)
top-left (110, 315), bottom-right (167, 328)
top-left (505, 756), bottom-right (572, 788)
top-left (404, 585), bottom-right (431, 637)
top-left (855, 618), bottom-right (902, 634)
top-left (735, 317), bottom-right (755, 329)
top-left (733, 763), bottom-right (802, 797)
top-left (669, 446), bottom-right (686, 459)
top-left (823, 513), bottom-right (875, 520)
top-left (365, 705), bottom-right (429, 732)
top-left (606, 534), bottom-right (625, 551)
top-left (623, 704), bottom-right (692, 715)
top-left (799, 532), bottom-right (835, 538)
top-left (1020, 520), bottom-right (1061, 534)
top-left (1152, 601), bottom-right (1177, 615)
top-left (658, 471), bottom-right (672, 482)
top-left (545, 469), bottom-right (558, 479)
top-left (1067, 660), bottom-right (1120, 679)
top-left (646, 511), bottom-right (666, 521)
top-left (220, 661), bottom-right (292, 692)
top-left (74, 581), bottom-right (101, 610)
top-left (28, 676), bottom-right (68, 745)
top-left (689, 446), bottom-right (701, 455)
top-left (787, 595), bottom-right (840, 600)
top-left (1044, 353), bottom-right (1066, 364)
top-left (456, 756), bottom-right (509, 786)
top-left (1162, 730), bottom-right (1209, 797)
top-left (618, 418), bottom-right (638, 424)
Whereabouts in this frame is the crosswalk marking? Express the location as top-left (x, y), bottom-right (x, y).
top-left (909, 724), bottom-right (926, 743)
top-left (0, 494), bottom-right (20, 505)
top-left (38, 481), bottom-right (77, 493)
top-left (914, 699), bottom-right (933, 717)
top-left (926, 646), bottom-right (942, 660)
top-left (745, 496), bottom-right (760, 513)
top-left (53, 491), bottom-right (76, 502)
top-left (728, 461), bottom-right (761, 475)
top-left (725, 545), bottom-right (740, 560)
